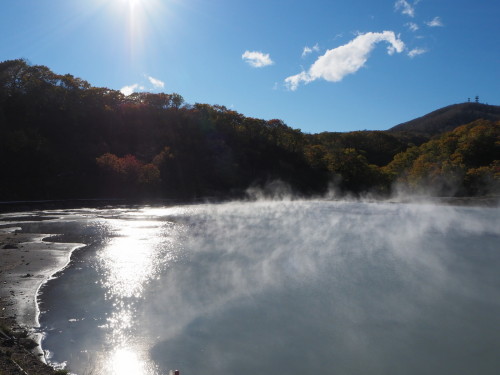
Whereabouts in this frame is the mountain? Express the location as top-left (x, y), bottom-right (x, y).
top-left (0, 59), bottom-right (498, 200)
top-left (387, 102), bottom-right (500, 136)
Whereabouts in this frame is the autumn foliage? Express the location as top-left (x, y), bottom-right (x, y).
top-left (385, 120), bottom-right (500, 195)
top-left (95, 153), bottom-right (160, 195)
top-left (1, 59), bottom-right (499, 200)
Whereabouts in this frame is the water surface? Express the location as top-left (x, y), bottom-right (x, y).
top-left (35, 201), bottom-right (500, 375)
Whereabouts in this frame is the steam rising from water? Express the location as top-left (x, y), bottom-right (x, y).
top-left (39, 201), bottom-right (500, 375)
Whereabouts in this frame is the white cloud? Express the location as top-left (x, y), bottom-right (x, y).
top-left (302, 43), bottom-right (320, 57)
top-left (408, 47), bottom-right (428, 58)
top-left (120, 83), bottom-right (139, 96)
top-left (242, 51), bottom-right (274, 68)
top-left (148, 76), bottom-right (165, 89)
top-left (426, 16), bottom-right (444, 27)
top-left (120, 76), bottom-right (163, 96)
top-left (284, 71), bottom-right (311, 92)
top-left (302, 47), bottom-right (313, 57)
top-left (395, 0), bottom-right (416, 17)
top-left (406, 22), bottom-right (419, 32)
top-left (285, 31), bottom-right (405, 91)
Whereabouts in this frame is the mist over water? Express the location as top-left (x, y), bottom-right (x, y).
top-left (37, 201), bottom-right (500, 375)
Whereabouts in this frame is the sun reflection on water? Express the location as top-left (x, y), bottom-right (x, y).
top-left (101, 346), bottom-right (160, 375)
top-left (110, 347), bottom-right (144, 374)
top-left (98, 218), bottom-right (176, 299)
top-left (92, 209), bottom-right (182, 375)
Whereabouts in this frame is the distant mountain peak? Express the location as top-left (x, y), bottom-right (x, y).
top-left (388, 102), bottom-right (500, 135)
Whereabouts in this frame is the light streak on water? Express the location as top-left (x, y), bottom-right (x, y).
top-left (34, 201), bottom-right (500, 375)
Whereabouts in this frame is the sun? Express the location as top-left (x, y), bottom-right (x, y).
top-left (104, 0), bottom-right (168, 63)
top-left (121, 0), bottom-right (144, 8)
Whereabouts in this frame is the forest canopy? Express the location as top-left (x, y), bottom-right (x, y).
top-left (1, 59), bottom-right (499, 200)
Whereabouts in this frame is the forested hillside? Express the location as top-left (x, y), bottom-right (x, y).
top-left (1, 59), bottom-right (498, 200)
top-left (385, 120), bottom-right (500, 196)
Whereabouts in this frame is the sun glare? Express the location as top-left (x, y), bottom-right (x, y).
top-left (123, 0), bottom-right (143, 6)
top-left (102, 346), bottom-right (160, 375)
top-left (112, 0), bottom-right (163, 62)
top-left (101, 0), bottom-right (172, 65)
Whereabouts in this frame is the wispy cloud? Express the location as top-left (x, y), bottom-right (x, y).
top-left (148, 76), bottom-right (165, 89)
top-left (242, 51), bottom-right (274, 68)
top-left (406, 22), bottom-right (419, 32)
top-left (302, 43), bottom-right (320, 57)
top-left (120, 83), bottom-right (140, 96)
top-left (395, 0), bottom-right (416, 17)
top-left (426, 16), bottom-right (444, 27)
top-left (285, 31), bottom-right (405, 91)
top-left (120, 76), bottom-right (163, 96)
top-left (408, 47), bottom-right (428, 58)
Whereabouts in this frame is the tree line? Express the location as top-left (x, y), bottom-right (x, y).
top-left (0, 59), bottom-right (498, 200)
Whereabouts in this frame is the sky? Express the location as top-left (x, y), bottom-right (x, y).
top-left (1, 0), bottom-right (499, 133)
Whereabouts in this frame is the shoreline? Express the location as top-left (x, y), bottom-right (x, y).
top-left (0, 197), bottom-right (497, 374)
top-left (0, 222), bottom-right (85, 375)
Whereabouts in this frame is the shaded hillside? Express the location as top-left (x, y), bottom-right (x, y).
top-left (0, 59), bottom-right (326, 200)
top-left (306, 131), bottom-right (407, 167)
top-left (388, 103), bottom-right (500, 136)
top-left (0, 59), bottom-right (498, 200)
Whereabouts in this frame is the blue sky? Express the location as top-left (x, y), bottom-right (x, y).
top-left (1, 0), bottom-right (499, 133)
